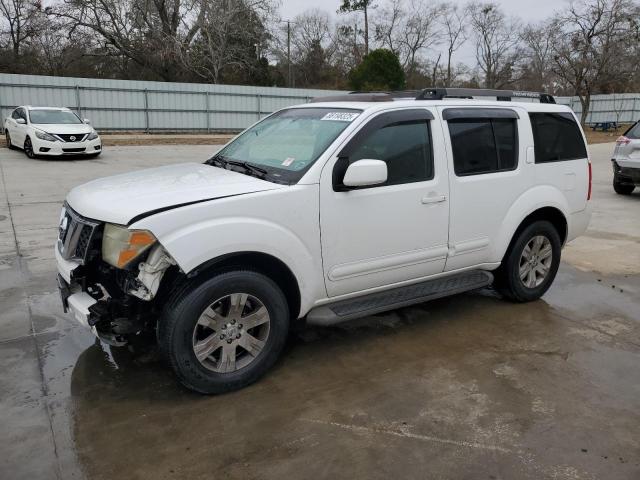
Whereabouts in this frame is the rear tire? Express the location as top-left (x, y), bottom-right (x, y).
top-left (495, 221), bottom-right (561, 302)
top-left (5, 131), bottom-right (15, 150)
top-left (158, 270), bottom-right (289, 394)
top-left (613, 179), bottom-right (635, 195)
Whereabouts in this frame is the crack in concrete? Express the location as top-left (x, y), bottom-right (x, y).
top-left (300, 418), bottom-right (516, 454)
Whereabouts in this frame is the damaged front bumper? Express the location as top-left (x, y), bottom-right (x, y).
top-left (56, 232), bottom-right (175, 347)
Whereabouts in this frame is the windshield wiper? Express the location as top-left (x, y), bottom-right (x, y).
top-left (208, 155), bottom-right (268, 179)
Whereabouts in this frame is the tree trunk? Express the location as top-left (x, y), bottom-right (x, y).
top-left (579, 93), bottom-right (591, 126)
top-left (364, 5), bottom-right (369, 55)
top-left (446, 49), bottom-right (452, 86)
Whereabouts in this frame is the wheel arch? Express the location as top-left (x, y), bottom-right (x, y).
top-left (499, 207), bottom-right (568, 264)
top-left (183, 251), bottom-right (302, 321)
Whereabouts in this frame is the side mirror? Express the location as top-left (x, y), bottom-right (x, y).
top-left (342, 159), bottom-right (388, 187)
top-left (16, 118), bottom-right (26, 125)
top-left (83, 118), bottom-right (91, 124)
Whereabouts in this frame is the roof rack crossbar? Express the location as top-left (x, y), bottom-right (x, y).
top-left (416, 88), bottom-right (556, 104)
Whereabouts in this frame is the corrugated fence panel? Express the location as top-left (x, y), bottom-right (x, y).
top-left (556, 94), bottom-right (640, 124)
top-left (0, 73), bottom-right (343, 132)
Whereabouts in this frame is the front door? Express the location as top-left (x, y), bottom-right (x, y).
top-left (319, 108), bottom-right (450, 297)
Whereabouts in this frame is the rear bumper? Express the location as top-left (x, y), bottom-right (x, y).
top-left (566, 204), bottom-right (592, 244)
top-left (612, 160), bottom-right (640, 185)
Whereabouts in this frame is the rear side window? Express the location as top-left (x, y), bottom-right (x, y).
top-left (529, 112), bottom-right (587, 162)
top-left (448, 118), bottom-right (518, 176)
top-left (624, 121), bottom-right (640, 139)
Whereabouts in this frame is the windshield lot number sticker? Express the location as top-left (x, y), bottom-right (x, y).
top-left (282, 157), bottom-right (295, 167)
top-left (321, 112), bottom-right (359, 122)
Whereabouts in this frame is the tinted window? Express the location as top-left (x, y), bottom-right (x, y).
top-left (529, 112), bottom-right (587, 162)
top-left (448, 118), bottom-right (518, 176)
top-left (11, 109), bottom-right (19, 119)
top-left (348, 120), bottom-right (433, 185)
top-left (624, 121), bottom-right (640, 139)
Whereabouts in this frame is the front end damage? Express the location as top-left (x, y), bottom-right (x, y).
top-left (56, 204), bottom-right (177, 346)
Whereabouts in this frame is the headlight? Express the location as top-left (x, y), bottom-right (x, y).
top-left (35, 130), bottom-right (57, 142)
top-left (102, 224), bottom-right (156, 268)
top-left (87, 131), bottom-right (99, 140)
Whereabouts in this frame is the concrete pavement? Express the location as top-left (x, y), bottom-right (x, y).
top-left (0, 143), bottom-right (638, 480)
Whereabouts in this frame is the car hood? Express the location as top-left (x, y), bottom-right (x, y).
top-left (32, 123), bottom-right (93, 134)
top-left (66, 162), bottom-right (284, 225)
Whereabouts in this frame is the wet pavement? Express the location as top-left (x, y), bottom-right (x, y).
top-left (1, 144), bottom-right (639, 479)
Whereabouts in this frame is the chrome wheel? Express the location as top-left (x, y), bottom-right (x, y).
top-left (519, 235), bottom-right (553, 288)
top-left (192, 293), bottom-right (270, 373)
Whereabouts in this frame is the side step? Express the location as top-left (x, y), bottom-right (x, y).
top-left (306, 270), bottom-right (493, 326)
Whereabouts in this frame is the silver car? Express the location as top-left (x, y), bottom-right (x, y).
top-left (612, 121), bottom-right (640, 195)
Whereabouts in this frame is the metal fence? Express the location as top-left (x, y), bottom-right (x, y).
top-left (1, 73), bottom-right (638, 131)
top-left (0, 73), bottom-right (344, 132)
top-left (556, 94), bottom-right (640, 125)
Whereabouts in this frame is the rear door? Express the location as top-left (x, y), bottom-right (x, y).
top-left (529, 112), bottom-right (589, 213)
top-left (442, 107), bottom-right (529, 271)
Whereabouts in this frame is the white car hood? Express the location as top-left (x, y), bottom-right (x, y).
top-left (32, 123), bottom-right (93, 134)
top-left (66, 162), bottom-right (284, 225)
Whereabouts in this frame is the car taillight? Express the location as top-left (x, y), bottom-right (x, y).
top-left (587, 161), bottom-right (592, 200)
top-left (615, 136), bottom-right (630, 145)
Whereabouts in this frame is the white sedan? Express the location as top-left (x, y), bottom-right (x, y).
top-left (4, 106), bottom-right (102, 158)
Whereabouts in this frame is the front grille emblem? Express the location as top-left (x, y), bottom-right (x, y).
top-left (69, 136), bottom-right (76, 141)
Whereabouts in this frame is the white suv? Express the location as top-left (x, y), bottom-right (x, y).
top-left (4, 106), bottom-right (102, 158)
top-left (55, 88), bottom-right (592, 394)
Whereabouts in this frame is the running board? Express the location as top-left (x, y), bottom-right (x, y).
top-left (307, 270), bottom-right (493, 326)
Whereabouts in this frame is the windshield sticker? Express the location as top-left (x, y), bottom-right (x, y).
top-left (282, 157), bottom-right (295, 167)
top-left (321, 112), bottom-right (360, 122)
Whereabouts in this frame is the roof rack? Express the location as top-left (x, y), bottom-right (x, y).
top-left (310, 88), bottom-right (556, 104)
top-left (416, 88), bottom-right (556, 104)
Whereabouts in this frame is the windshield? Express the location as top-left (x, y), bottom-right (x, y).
top-left (208, 107), bottom-right (361, 184)
top-left (29, 110), bottom-right (83, 125)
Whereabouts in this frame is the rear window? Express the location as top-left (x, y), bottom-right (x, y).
top-left (624, 121), bottom-right (640, 139)
top-left (529, 112), bottom-right (587, 162)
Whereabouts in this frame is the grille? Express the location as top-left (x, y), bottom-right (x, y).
top-left (57, 205), bottom-right (100, 263)
top-left (62, 147), bottom-right (86, 153)
top-left (56, 133), bottom-right (87, 142)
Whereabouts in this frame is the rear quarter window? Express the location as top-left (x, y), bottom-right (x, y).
top-left (624, 121), bottom-right (640, 139)
top-left (529, 112), bottom-right (587, 162)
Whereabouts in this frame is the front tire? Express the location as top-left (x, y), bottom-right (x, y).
top-left (495, 221), bottom-right (561, 302)
top-left (23, 136), bottom-right (35, 158)
top-left (158, 270), bottom-right (289, 394)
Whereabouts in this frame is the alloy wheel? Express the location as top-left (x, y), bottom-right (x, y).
top-left (24, 137), bottom-right (34, 158)
top-left (192, 293), bottom-right (270, 373)
top-left (519, 235), bottom-right (553, 288)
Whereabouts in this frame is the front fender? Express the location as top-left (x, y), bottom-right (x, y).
top-left (492, 185), bottom-right (570, 262)
top-left (130, 186), bottom-right (324, 314)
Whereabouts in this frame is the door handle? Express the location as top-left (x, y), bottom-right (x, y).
top-left (421, 195), bottom-right (447, 204)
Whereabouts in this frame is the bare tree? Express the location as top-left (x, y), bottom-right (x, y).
top-left (439, 2), bottom-right (467, 86)
top-left (519, 23), bottom-right (555, 92)
top-left (0, 0), bottom-right (39, 62)
top-left (551, 0), bottom-right (639, 124)
top-left (373, 0), bottom-right (440, 85)
top-left (466, 1), bottom-right (521, 89)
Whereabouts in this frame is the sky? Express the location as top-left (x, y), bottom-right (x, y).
top-left (279, 0), bottom-right (569, 64)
